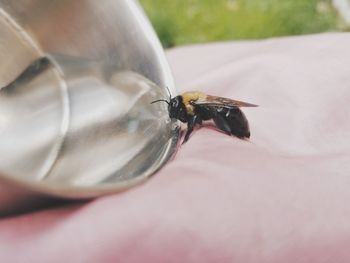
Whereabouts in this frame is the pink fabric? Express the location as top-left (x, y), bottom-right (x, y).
top-left (1, 33), bottom-right (350, 262)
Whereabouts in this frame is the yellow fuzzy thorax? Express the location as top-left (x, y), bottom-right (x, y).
top-left (182, 91), bottom-right (207, 114)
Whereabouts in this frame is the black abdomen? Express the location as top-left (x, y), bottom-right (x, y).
top-left (199, 106), bottom-right (250, 139)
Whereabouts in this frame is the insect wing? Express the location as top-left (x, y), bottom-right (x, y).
top-left (195, 95), bottom-right (258, 108)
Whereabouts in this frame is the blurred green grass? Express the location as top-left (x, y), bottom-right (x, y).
top-left (139, 0), bottom-right (343, 47)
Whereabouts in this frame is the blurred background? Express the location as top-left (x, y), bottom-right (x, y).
top-left (139, 0), bottom-right (350, 48)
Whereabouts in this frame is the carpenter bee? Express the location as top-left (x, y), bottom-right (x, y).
top-left (152, 89), bottom-right (257, 143)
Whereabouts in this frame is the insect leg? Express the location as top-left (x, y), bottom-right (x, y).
top-left (183, 114), bottom-right (201, 144)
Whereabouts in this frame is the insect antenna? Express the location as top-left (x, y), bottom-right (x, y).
top-left (165, 86), bottom-right (172, 101)
top-left (151, 86), bottom-right (173, 104)
top-left (151, 99), bottom-right (169, 105)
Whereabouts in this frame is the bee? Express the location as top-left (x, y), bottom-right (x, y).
top-left (152, 89), bottom-right (257, 143)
